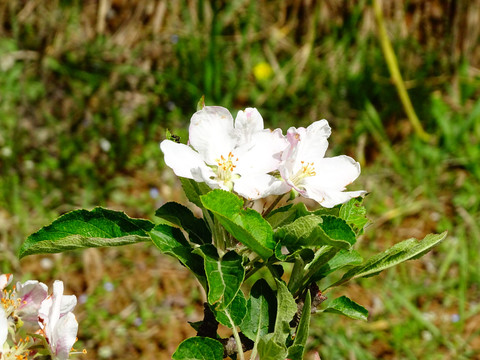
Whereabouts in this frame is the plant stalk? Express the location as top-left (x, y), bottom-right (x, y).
top-left (372, 0), bottom-right (431, 142)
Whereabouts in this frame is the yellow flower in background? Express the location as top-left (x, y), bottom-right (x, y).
top-left (253, 61), bottom-right (273, 81)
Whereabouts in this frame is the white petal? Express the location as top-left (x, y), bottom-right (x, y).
top-left (301, 155), bottom-right (365, 207)
top-left (60, 295), bottom-right (77, 315)
top-left (0, 307), bottom-right (7, 347)
top-left (189, 106), bottom-right (236, 164)
top-left (160, 140), bottom-right (211, 182)
top-left (234, 174), bottom-right (290, 200)
top-left (234, 108), bottom-right (264, 144)
top-left (307, 155), bottom-right (362, 191)
top-left (285, 120), bottom-right (331, 165)
top-left (16, 280), bottom-right (48, 324)
top-left (235, 129), bottom-right (288, 175)
top-left (0, 273), bottom-right (12, 291)
top-left (52, 312), bottom-right (78, 360)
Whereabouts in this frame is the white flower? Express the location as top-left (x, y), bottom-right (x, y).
top-left (279, 120), bottom-right (366, 208)
top-left (38, 281), bottom-right (78, 360)
top-left (161, 106), bottom-right (288, 199)
top-left (0, 307), bottom-right (7, 350)
top-left (15, 280), bottom-right (48, 326)
top-left (0, 274), bottom-right (12, 292)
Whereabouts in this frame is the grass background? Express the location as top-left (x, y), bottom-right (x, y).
top-left (1, 0), bottom-right (479, 359)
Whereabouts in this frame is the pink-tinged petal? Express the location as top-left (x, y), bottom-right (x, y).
top-left (16, 280), bottom-right (48, 324)
top-left (160, 140), bottom-right (211, 182)
top-left (0, 274), bottom-right (12, 291)
top-left (234, 107), bottom-right (264, 144)
top-left (235, 129), bottom-right (288, 175)
top-left (234, 174), bottom-right (290, 200)
top-left (285, 120), bottom-right (331, 165)
top-left (52, 312), bottom-right (78, 360)
top-left (189, 106), bottom-right (236, 164)
top-left (0, 307), bottom-right (7, 347)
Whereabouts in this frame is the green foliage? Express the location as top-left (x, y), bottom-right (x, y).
top-left (322, 296), bottom-right (369, 321)
top-left (201, 190), bottom-right (275, 259)
top-left (172, 337), bottom-right (224, 360)
top-left (241, 279), bottom-right (276, 342)
top-left (328, 231), bottom-right (448, 288)
top-left (194, 245), bottom-right (245, 311)
top-left (155, 202), bottom-right (211, 245)
top-left (286, 290), bottom-right (312, 360)
top-left (18, 207), bottom-right (154, 259)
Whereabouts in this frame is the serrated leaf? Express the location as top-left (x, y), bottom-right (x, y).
top-left (339, 197), bottom-right (368, 235)
top-left (172, 337), bottom-right (223, 360)
top-left (212, 290), bottom-right (247, 328)
top-left (194, 245), bottom-right (245, 310)
top-left (328, 231), bottom-right (448, 288)
top-left (180, 177), bottom-right (211, 208)
top-left (286, 290), bottom-right (311, 360)
top-left (266, 203), bottom-right (309, 229)
top-left (19, 207), bottom-right (154, 259)
top-left (312, 249), bottom-right (363, 282)
top-left (201, 190), bottom-right (275, 259)
top-left (322, 296), bottom-right (368, 321)
top-left (155, 202), bottom-right (211, 245)
top-left (241, 279), bottom-right (277, 342)
top-left (274, 215), bottom-right (354, 252)
top-left (150, 225), bottom-right (206, 287)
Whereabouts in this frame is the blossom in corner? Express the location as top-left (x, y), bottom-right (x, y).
top-left (279, 120), bottom-right (366, 208)
top-left (15, 280), bottom-right (48, 327)
top-left (38, 281), bottom-right (78, 360)
top-left (160, 106), bottom-right (288, 200)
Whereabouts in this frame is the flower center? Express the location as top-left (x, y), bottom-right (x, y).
top-left (214, 152), bottom-right (238, 185)
top-left (290, 161), bottom-right (316, 185)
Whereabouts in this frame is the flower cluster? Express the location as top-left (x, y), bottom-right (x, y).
top-left (0, 274), bottom-right (82, 360)
top-left (161, 106), bottom-right (365, 207)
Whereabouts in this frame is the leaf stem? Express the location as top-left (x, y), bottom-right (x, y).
top-left (226, 311), bottom-right (245, 360)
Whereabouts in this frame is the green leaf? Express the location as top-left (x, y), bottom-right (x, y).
top-left (180, 177), bottom-right (211, 208)
top-left (194, 245), bottom-right (245, 310)
top-left (172, 337), bottom-right (224, 360)
top-left (273, 279), bottom-right (297, 345)
top-left (257, 334), bottom-right (288, 360)
top-left (201, 190), bottom-right (275, 259)
top-left (212, 290), bottom-right (247, 328)
top-left (19, 207), bottom-right (154, 259)
top-left (339, 197), bottom-right (369, 235)
top-left (150, 225), bottom-right (206, 287)
top-left (256, 281), bottom-right (297, 360)
top-left (312, 249), bottom-right (363, 282)
top-left (322, 296), bottom-right (368, 321)
top-left (155, 202), bottom-right (211, 245)
top-left (286, 290), bottom-right (311, 360)
top-left (241, 279), bottom-right (277, 342)
top-left (266, 203), bottom-right (309, 229)
top-left (275, 215), bottom-right (354, 251)
top-left (328, 231), bottom-right (448, 288)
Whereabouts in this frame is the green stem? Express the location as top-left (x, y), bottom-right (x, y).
top-left (372, 0), bottom-right (431, 143)
top-left (226, 311), bottom-right (245, 360)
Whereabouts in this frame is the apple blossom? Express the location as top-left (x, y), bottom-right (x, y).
top-left (279, 120), bottom-right (366, 208)
top-left (161, 106), bottom-right (288, 199)
top-left (38, 281), bottom-right (78, 360)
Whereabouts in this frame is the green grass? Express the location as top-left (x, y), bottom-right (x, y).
top-left (1, 1), bottom-right (480, 359)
